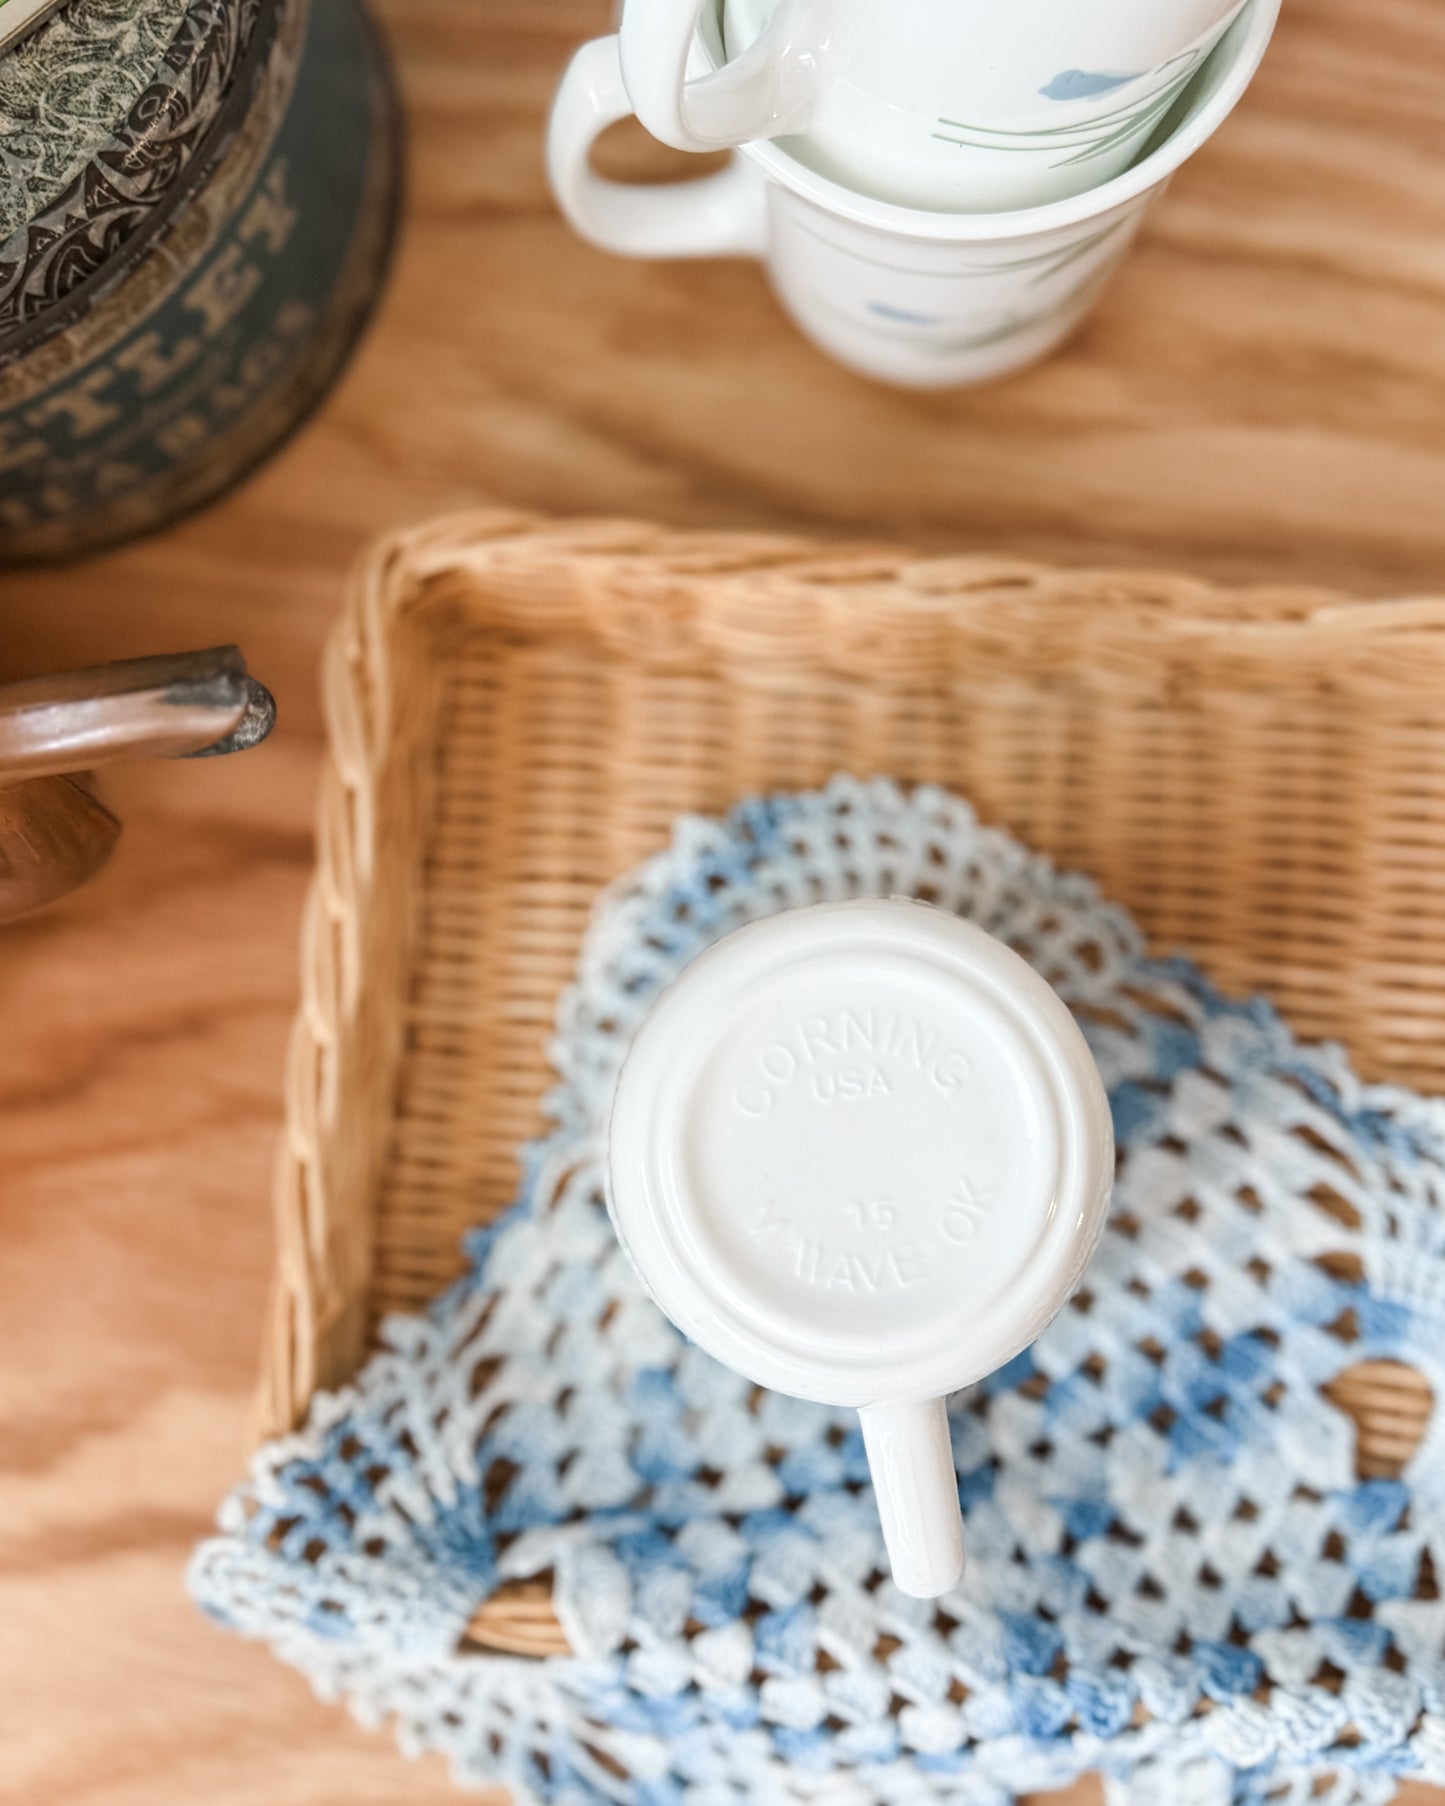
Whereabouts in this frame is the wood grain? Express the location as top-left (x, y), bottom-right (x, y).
top-left (2, 1), bottom-right (1444, 1801)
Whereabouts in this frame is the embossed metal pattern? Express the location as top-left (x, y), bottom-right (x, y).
top-left (0, 0), bottom-right (268, 334)
top-left (0, 0), bottom-right (189, 229)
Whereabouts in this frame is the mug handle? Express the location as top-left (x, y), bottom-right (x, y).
top-left (859, 1398), bottom-right (966, 1599)
top-left (619, 0), bottom-right (826, 153)
top-left (547, 36), bottom-right (770, 259)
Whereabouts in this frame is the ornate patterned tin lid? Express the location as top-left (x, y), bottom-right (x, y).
top-left (1, 0), bottom-right (193, 236)
top-left (0, 0), bottom-right (269, 334)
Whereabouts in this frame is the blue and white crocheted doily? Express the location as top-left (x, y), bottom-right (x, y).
top-left (191, 778), bottom-right (1445, 1806)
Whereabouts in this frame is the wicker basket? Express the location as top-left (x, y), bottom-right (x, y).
top-left (260, 511), bottom-right (1445, 1667)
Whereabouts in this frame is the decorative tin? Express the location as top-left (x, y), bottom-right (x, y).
top-left (0, 0), bottom-right (400, 562)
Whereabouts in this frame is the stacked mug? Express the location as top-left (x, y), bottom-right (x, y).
top-left (548, 0), bottom-right (1281, 386)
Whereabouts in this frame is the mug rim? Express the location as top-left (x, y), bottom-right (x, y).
top-left (729, 0), bottom-right (1283, 241)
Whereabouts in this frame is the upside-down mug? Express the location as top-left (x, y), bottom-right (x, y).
top-left (620, 0), bottom-right (1249, 212)
top-left (547, 0), bottom-right (1280, 389)
top-left (608, 900), bottom-right (1115, 1598)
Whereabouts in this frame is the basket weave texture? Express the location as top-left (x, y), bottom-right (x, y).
top-left (261, 511), bottom-right (1445, 1662)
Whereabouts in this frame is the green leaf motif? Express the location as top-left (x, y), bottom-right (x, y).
top-left (934, 49), bottom-right (1201, 170)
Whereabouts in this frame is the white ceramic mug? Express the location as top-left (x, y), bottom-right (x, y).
top-left (622, 0), bottom-right (1250, 212)
top-left (548, 0), bottom-right (1279, 389)
top-left (608, 900), bottom-right (1114, 1599)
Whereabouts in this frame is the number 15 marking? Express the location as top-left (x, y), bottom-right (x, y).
top-left (845, 1197), bottom-right (897, 1231)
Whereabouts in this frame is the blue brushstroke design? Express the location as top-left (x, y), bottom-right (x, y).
top-left (1040, 68), bottom-right (1144, 101)
top-left (867, 300), bottom-right (942, 326)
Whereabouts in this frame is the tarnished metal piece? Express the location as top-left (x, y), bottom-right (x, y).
top-left (0, 645), bottom-right (276, 921)
top-left (185, 676), bottom-right (278, 759)
top-left (0, 646), bottom-right (275, 784)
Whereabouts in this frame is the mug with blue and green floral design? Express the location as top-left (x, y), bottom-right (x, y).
top-left (620, 0), bottom-right (1251, 212)
top-left (550, 0), bottom-right (1278, 388)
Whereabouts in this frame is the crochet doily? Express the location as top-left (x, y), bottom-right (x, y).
top-left (191, 778), bottom-right (1445, 1806)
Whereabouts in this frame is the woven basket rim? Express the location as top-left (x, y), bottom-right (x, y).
top-left (379, 511), bottom-right (1445, 701)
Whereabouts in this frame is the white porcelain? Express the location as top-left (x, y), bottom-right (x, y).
top-left (607, 900), bottom-right (1114, 1599)
top-left (622, 0), bottom-right (1249, 212)
top-left (548, 0), bottom-right (1280, 388)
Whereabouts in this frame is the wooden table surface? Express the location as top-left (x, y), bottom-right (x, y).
top-left (5, 1), bottom-right (1445, 1801)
